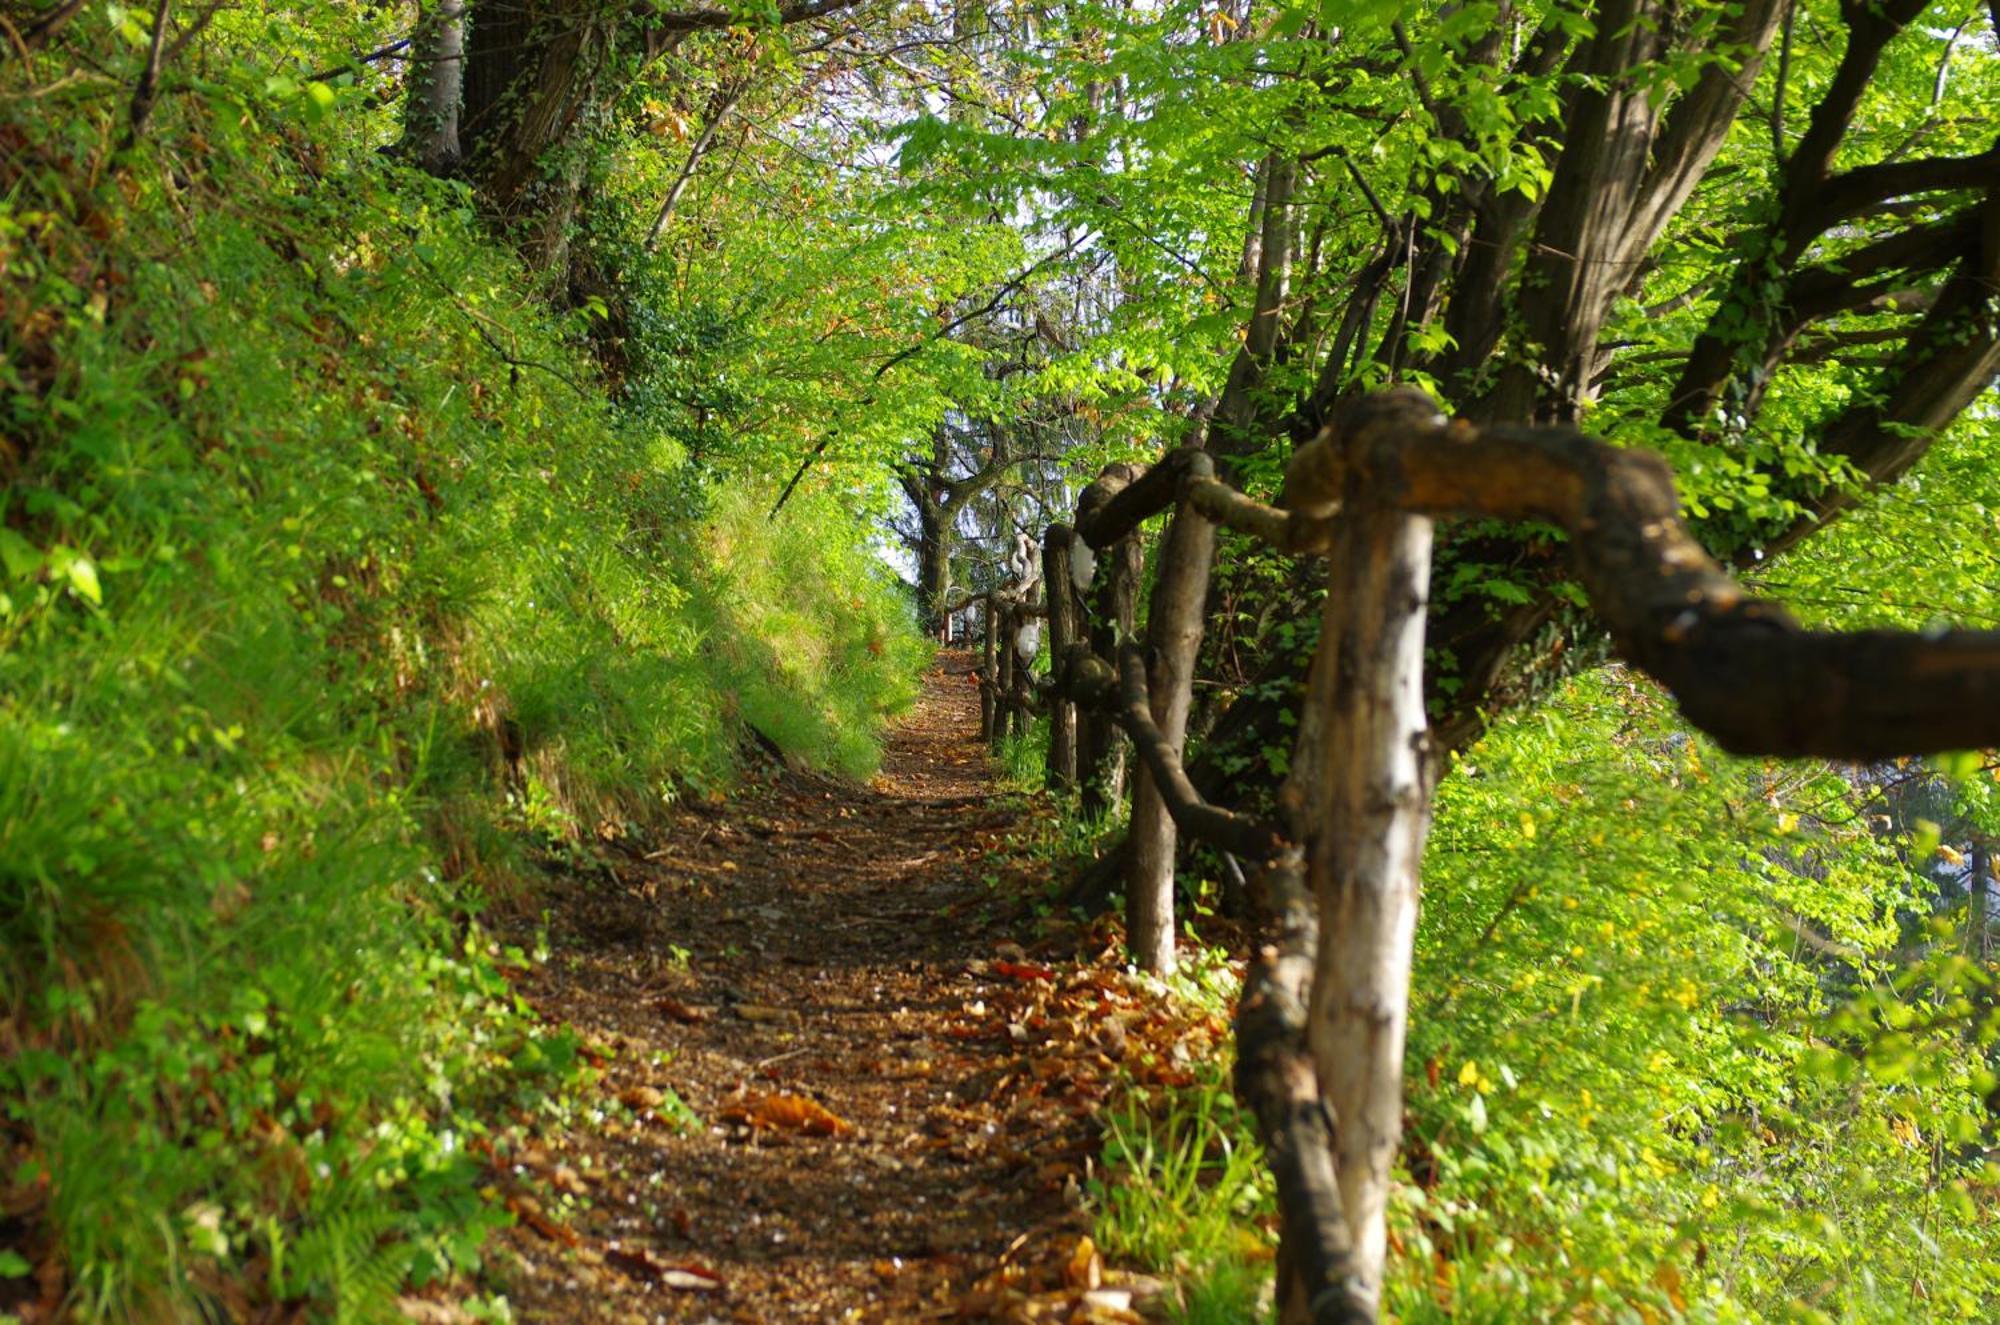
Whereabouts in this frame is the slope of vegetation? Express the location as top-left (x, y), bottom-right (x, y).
top-left (0, 13), bottom-right (925, 1320)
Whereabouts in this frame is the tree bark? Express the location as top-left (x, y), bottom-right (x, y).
top-left (992, 602), bottom-right (1015, 752)
top-left (1126, 460), bottom-right (1219, 975)
top-left (979, 592), bottom-right (998, 742)
top-left (1303, 501), bottom-right (1435, 1306)
top-left (403, 0), bottom-right (466, 175)
top-left (1074, 463), bottom-right (1141, 816)
top-left (1081, 531), bottom-right (1141, 817)
top-left (459, 0), bottom-right (618, 276)
top-left (1043, 524), bottom-right (1080, 788)
top-left (916, 494), bottom-right (954, 639)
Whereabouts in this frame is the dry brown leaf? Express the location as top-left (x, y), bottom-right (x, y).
top-left (605, 1244), bottom-right (723, 1291)
top-left (505, 1193), bottom-right (580, 1247)
top-left (721, 1092), bottom-right (852, 1136)
top-left (654, 995), bottom-right (710, 1024)
top-left (1063, 1235), bottom-right (1103, 1291)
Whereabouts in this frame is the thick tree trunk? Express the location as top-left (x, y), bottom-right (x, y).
top-left (459, 0), bottom-right (617, 275)
top-left (916, 497), bottom-right (954, 639)
top-left (1303, 504), bottom-right (1436, 1305)
top-left (404, 0), bottom-right (466, 175)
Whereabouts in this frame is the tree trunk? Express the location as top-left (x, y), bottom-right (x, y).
top-left (645, 81), bottom-right (745, 250)
top-left (1121, 146), bottom-right (1297, 973)
top-left (1303, 503), bottom-right (1436, 1306)
top-left (979, 593), bottom-right (998, 742)
top-left (404, 0), bottom-right (466, 175)
top-left (992, 602), bottom-right (1015, 752)
top-left (916, 495), bottom-right (954, 639)
top-left (459, 0), bottom-right (617, 275)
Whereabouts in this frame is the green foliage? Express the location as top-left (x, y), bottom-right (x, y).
top-left (1397, 673), bottom-right (1998, 1322)
top-left (994, 717), bottom-right (1054, 792)
top-left (0, 19), bottom-right (924, 1321)
top-left (1092, 1061), bottom-right (1274, 1324)
top-left (1090, 666), bottom-right (2000, 1321)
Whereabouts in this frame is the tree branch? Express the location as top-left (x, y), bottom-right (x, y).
top-left (643, 0), bottom-right (866, 36)
top-left (1286, 389), bottom-right (2000, 758)
top-left (767, 232), bottom-right (1092, 519)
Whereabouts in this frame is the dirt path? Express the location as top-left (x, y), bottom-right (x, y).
top-left (488, 654), bottom-right (1186, 1324)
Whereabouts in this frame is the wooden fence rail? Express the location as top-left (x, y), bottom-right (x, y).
top-left (971, 387), bottom-right (2000, 1323)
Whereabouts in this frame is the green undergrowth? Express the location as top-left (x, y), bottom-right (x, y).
top-left (0, 46), bottom-right (922, 1325)
top-left (1085, 669), bottom-right (2000, 1322)
top-left (1088, 949), bottom-right (1274, 1324)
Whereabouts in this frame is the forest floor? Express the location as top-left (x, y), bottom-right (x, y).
top-left (479, 653), bottom-right (1216, 1324)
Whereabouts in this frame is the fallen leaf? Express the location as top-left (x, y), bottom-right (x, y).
top-left (505, 1193), bottom-right (580, 1247)
top-left (395, 1295), bottom-right (471, 1324)
top-left (619, 1086), bottom-right (665, 1111)
top-left (655, 995), bottom-right (710, 1024)
top-left (1065, 1235), bottom-right (1103, 1291)
top-left (993, 960), bottom-right (1055, 983)
top-left (605, 1244), bottom-right (723, 1291)
top-left (720, 1092), bottom-right (852, 1136)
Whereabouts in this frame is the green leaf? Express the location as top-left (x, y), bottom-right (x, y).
top-left (0, 528), bottom-right (39, 581)
top-left (1929, 750), bottom-right (1982, 783)
top-left (64, 553), bottom-right (101, 605)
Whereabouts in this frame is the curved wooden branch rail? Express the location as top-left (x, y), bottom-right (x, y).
top-left (1284, 388), bottom-right (2000, 757)
top-left (1112, 644), bottom-right (1290, 861)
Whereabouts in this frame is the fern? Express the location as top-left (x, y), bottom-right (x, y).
top-left (282, 1208), bottom-right (412, 1325)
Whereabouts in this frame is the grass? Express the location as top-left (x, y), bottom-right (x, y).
top-left (1087, 945), bottom-right (1277, 1323)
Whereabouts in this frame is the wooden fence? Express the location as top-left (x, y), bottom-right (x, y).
top-left (969, 387), bottom-right (2000, 1323)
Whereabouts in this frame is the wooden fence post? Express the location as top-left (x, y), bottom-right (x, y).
top-left (992, 600), bottom-right (1015, 753)
top-left (1042, 524), bottom-right (1079, 789)
top-left (1009, 598), bottom-right (1035, 740)
top-left (1126, 455), bottom-right (1219, 975)
top-left (979, 591), bottom-right (997, 743)
top-left (1074, 464), bottom-right (1143, 819)
top-left (1302, 501), bottom-right (1435, 1307)
top-left (1080, 530), bottom-right (1140, 817)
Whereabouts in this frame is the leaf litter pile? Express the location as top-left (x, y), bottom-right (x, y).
top-left (467, 657), bottom-right (1232, 1324)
